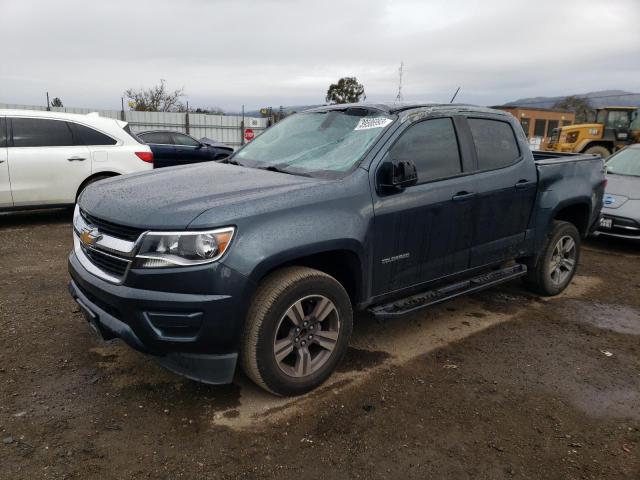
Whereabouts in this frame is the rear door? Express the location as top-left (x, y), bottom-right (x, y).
top-left (371, 116), bottom-right (476, 295)
top-left (171, 132), bottom-right (208, 164)
top-left (138, 132), bottom-right (176, 168)
top-left (8, 117), bottom-right (91, 206)
top-left (465, 116), bottom-right (537, 267)
top-left (0, 117), bottom-right (11, 208)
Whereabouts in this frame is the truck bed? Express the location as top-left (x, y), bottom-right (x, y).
top-left (532, 150), bottom-right (600, 164)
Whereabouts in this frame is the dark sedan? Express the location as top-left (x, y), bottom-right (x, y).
top-left (137, 130), bottom-right (233, 168)
top-left (597, 144), bottom-right (640, 239)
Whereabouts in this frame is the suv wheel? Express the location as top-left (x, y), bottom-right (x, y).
top-left (523, 220), bottom-right (581, 296)
top-left (241, 266), bottom-right (353, 396)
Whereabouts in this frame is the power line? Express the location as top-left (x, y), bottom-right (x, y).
top-left (505, 92), bottom-right (639, 107)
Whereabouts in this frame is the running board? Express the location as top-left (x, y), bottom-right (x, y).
top-left (368, 264), bottom-right (527, 319)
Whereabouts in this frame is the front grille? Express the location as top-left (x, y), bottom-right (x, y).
top-left (82, 246), bottom-right (130, 277)
top-left (81, 211), bottom-right (145, 241)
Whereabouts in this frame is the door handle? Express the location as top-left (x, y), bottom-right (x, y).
top-left (67, 156), bottom-right (87, 162)
top-left (452, 191), bottom-right (475, 202)
top-left (515, 179), bottom-right (534, 189)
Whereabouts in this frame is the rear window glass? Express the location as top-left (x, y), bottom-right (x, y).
top-left (468, 118), bottom-right (521, 170)
top-left (11, 117), bottom-right (74, 147)
top-left (124, 124), bottom-right (144, 144)
top-left (68, 122), bottom-right (116, 146)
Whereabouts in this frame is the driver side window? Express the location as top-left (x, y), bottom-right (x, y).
top-left (389, 117), bottom-right (462, 184)
top-left (172, 133), bottom-right (200, 147)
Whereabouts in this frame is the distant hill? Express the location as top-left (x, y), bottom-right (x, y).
top-left (503, 90), bottom-right (640, 109)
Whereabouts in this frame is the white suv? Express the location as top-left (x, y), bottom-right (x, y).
top-left (0, 109), bottom-right (153, 210)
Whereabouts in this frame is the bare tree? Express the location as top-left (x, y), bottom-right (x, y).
top-left (552, 96), bottom-right (594, 124)
top-left (124, 79), bottom-right (185, 112)
top-left (50, 97), bottom-right (63, 107)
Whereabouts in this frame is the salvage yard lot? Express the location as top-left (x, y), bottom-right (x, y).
top-left (1, 209), bottom-right (639, 479)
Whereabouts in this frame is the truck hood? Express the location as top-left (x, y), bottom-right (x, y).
top-left (79, 162), bottom-right (319, 229)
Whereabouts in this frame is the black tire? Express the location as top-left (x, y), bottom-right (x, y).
top-left (241, 266), bottom-right (353, 396)
top-left (523, 220), bottom-right (581, 296)
top-left (584, 145), bottom-right (610, 159)
top-left (76, 175), bottom-right (115, 201)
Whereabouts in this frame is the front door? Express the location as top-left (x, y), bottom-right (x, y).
top-left (0, 117), bottom-right (12, 208)
top-left (171, 132), bottom-right (207, 165)
top-left (8, 117), bottom-right (91, 206)
top-left (371, 117), bottom-right (475, 295)
top-left (464, 117), bottom-right (537, 267)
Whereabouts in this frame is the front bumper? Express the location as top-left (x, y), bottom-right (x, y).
top-left (68, 251), bottom-right (253, 384)
top-left (596, 213), bottom-right (640, 240)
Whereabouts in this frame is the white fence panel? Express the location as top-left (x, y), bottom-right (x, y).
top-left (0, 103), bottom-right (268, 146)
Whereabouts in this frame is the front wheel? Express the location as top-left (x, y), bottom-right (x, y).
top-left (523, 220), bottom-right (581, 296)
top-left (241, 266), bottom-right (353, 396)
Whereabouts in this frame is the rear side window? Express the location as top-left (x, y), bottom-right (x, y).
top-left (68, 122), bottom-right (116, 146)
top-left (389, 118), bottom-right (462, 183)
top-left (139, 132), bottom-right (173, 144)
top-left (11, 117), bottom-right (73, 147)
top-left (468, 118), bottom-right (521, 171)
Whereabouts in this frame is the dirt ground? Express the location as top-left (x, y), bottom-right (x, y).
top-left (1, 209), bottom-right (639, 479)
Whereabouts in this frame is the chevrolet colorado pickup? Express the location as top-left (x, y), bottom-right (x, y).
top-left (68, 103), bottom-right (606, 396)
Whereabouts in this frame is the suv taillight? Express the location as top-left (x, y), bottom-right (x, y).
top-left (135, 151), bottom-right (153, 163)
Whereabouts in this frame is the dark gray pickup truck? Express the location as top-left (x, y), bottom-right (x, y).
top-left (68, 103), bottom-right (606, 395)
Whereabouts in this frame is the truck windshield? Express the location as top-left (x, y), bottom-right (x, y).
top-left (606, 148), bottom-right (640, 177)
top-left (234, 110), bottom-right (394, 177)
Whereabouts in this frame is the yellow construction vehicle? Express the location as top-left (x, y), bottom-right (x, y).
top-left (545, 106), bottom-right (639, 158)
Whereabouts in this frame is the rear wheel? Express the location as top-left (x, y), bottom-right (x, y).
top-left (241, 266), bottom-right (353, 396)
top-left (523, 220), bottom-right (581, 296)
top-left (584, 145), bottom-right (610, 159)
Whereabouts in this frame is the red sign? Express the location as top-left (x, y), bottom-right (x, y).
top-left (244, 128), bottom-right (255, 141)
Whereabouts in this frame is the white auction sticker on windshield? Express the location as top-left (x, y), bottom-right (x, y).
top-left (354, 117), bottom-right (393, 131)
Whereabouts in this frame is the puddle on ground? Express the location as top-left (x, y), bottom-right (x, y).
top-left (567, 385), bottom-right (640, 420)
top-left (336, 347), bottom-right (391, 373)
top-left (567, 301), bottom-right (640, 335)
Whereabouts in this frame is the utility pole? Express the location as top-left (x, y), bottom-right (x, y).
top-left (185, 101), bottom-right (190, 134)
top-left (241, 104), bottom-right (245, 146)
top-left (395, 62), bottom-right (404, 103)
top-left (46, 91), bottom-right (51, 111)
top-left (120, 97), bottom-right (125, 121)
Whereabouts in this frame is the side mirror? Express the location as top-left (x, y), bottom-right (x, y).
top-left (377, 155), bottom-right (418, 192)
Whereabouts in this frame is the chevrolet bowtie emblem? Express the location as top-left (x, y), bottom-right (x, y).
top-left (80, 227), bottom-right (102, 246)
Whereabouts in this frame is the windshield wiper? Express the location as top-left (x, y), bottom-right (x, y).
top-left (223, 158), bottom-right (244, 166)
top-left (257, 164), bottom-right (312, 177)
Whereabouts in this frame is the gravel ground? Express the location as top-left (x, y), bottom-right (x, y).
top-left (0, 209), bottom-right (639, 479)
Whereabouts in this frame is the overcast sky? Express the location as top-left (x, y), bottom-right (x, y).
top-left (1, 0), bottom-right (639, 111)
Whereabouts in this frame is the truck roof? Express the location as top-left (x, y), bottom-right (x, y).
top-left (306, 102), bottom-right (510, 117)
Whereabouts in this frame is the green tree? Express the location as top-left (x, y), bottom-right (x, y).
top-left (325, 77), bottom-right (366, 104)
top-left (552, 95), bottom-right (594, 124)
top-left (124, 79), bottom-right (184, 112)
top-left (50, 97), bottom-right (63, 107)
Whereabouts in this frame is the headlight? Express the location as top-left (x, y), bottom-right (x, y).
top-left (133, 227), bottom-right (235, 268)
